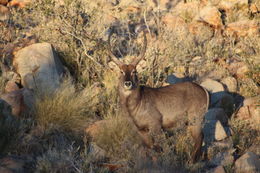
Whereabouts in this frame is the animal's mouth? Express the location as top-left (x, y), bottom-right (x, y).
top-left (124, 85), bottom-right (133, 90)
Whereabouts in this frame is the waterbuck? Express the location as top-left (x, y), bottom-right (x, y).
top-left (108, 31), bottom-right (209, 163)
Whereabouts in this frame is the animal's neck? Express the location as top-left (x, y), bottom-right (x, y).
top-left (119, 86), bottom-right (141, 113)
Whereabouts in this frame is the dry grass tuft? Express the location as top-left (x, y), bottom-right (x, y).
top-left (34, 79), bottom-right (99, 133)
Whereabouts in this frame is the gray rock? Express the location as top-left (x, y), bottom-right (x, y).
top-left (235, 152), bottom-right (260, 173)
top-left (13, 43), bottom-right (65, 93)
top-left (203, 108), bottom-right (231, 143)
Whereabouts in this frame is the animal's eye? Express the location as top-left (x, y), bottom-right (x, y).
top-left (131, 71), bottom-right (137, 75)
top-left (120, 70), bottom-right (125, 75)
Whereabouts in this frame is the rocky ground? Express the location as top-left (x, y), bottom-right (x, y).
top-left (0, 0), bottom-right (259, 172)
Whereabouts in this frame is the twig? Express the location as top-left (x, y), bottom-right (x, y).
top-left (60, 29), bottom-right (104, 67)
top-left (143, 9), bottom-right (152, 37)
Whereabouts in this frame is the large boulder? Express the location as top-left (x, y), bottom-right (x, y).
top-left (13, 43), bottom-right (65, 93)
top-left (235, 152), bottom-right (260, 173)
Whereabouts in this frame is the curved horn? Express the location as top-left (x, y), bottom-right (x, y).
top-left (107, 31), bottom-right (123, 67)
top-left (132, 30), bottom-right (147, 66)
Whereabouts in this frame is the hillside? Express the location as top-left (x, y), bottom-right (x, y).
top-left (0, 0), bottom-right (259, 172)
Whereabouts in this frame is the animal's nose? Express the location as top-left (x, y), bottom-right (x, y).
top-left (124, 81), bottom-right (132, 88)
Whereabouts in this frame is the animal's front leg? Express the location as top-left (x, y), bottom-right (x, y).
top-left (139, 121), bottom-right (162, 152)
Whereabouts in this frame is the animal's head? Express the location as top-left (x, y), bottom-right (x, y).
top-left (108, 30), bottom-right (147, 91)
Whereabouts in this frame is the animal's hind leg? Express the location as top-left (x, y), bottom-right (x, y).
top-left (189, 125), bottom-right (204, 163)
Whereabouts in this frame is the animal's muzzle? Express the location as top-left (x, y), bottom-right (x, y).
top-left (124, 81), bottom-right (132, 89)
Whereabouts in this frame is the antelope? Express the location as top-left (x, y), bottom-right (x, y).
top-left (107, 30), bottom-right (210, 163)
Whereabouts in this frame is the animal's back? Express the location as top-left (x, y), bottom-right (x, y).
top-left (142, 82), bottom-right (209, 129)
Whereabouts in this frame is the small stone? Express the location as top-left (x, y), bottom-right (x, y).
top-left (8, 0), bottom-right (31, 8)
top-left (215, 121), bottom-right (228, 141)
top-left (195, 6), bottom-right (223, 29)
top-left (236, 97), bottom-right (260, 129)
top-left (221, 77), bottom-right (237, 92)
top-left (161, 14), bottom-right (187, 31)
top-left (208, 166), bottom-right (226, 173)
top-left (210, 149), bottom-right (234, 167)
top-left (0, 0), bottom-right (8, 5)
top-left (225, 20), bottom-right (259, 37)
top-left (0, 5), bottom-right (10, 21)
top-left (201, 79), bottom-right (226, 105)
top-left (204, 108), bottom-right (231, 142)
top-left (1, 90), bottom-right (24, 117)
top-left (201, 79), bottom-right (225, 93)
top-left (4, 81), bottom-right (20, 93)
top-left (235, 152), bottom-right (260, 173)
top-left (250, 4), bottom-right (259, 14)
